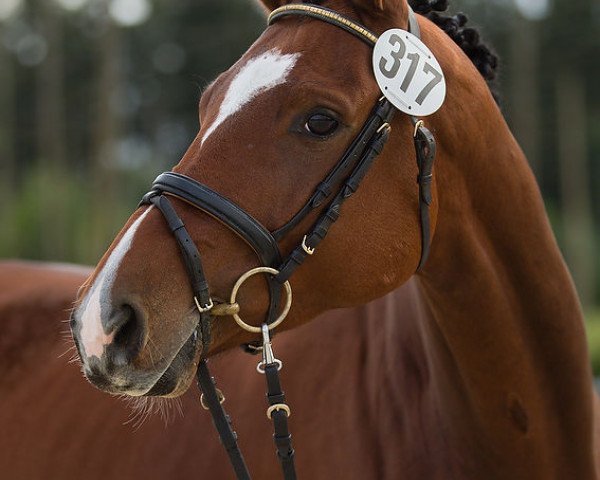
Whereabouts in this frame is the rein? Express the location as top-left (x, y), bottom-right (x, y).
top-left (139, 4), bottom-right (436, 479)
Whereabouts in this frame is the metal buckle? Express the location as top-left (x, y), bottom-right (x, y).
top-left (194, 296), bottom-right (214, 313)
top-left (257, 359), bottom-right (283, 374)
top-left (302, 235), bottom-right (315, 255)
top-left (229, 267), bottom-right (292, 334)
top-left (200, 388), bottom-right (225, 410)
top-left (376, 122), bottom-right (391, 134)
top-left (414, 120), bottom-right (425, 138)
top-left (266, 403), bottom-right (291, 419)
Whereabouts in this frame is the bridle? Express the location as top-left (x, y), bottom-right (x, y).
top-left (139, 4), bottom-right (436, 479)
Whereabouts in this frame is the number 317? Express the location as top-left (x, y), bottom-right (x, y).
top-left (379, 34), bottom-right (443, 105)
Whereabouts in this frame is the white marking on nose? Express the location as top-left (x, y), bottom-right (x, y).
top-left (201, 48), bottom-right (300, 144)
top-left (78, 207), bottom-right (152, 359)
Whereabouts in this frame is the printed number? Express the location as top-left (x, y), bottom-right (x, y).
top-left (401, 52), bottom-right (419, 92)
top-left (416, 63), bottom-right (443, 105)
top-left (378, 34), bottom-right (406, 79)
top-left (378, 36), bottom-right (444, 105)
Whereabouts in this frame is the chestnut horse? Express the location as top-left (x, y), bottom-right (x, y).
top-left (10, 0), bottom-right (599, 478)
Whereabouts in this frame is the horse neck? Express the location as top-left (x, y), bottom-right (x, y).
top-left (409, 74), bottom-right (596, 474)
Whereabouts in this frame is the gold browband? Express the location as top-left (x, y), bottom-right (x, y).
top-left (268, 4), bottom-right (379, 46)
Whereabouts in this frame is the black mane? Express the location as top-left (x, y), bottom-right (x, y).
top-left (408, 0), bottom-right (499, 98)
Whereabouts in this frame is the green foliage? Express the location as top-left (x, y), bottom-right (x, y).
top-left (0, 166), bottom-right (135, 264)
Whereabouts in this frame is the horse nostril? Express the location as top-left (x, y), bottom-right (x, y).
top-left (105, 304), bottom-right (145, 367)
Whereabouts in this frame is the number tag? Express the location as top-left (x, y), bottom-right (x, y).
top-left (373, 29), bottom-right (446, 117)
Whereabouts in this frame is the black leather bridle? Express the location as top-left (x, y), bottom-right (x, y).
top-left (139, 4), bottom-right (436, 479)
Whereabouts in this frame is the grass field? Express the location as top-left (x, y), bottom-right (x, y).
top-left (586, 311), bottom-right (600, 375)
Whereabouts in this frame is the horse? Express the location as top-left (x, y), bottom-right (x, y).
top-left (28, 0), bottom-right (600, 478)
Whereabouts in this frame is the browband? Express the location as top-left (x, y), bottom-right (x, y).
top-left (268, 3), bottom-right (421, 45)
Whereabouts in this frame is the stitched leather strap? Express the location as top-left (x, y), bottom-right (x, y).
top-left (146, 172), bottom-right (282, 268)
top-left (196, 360), bottom-right (251, 480)
top-left (146, 194), bottom-right (213, 351)
top-left (264, 363), bottom-right (296, 480)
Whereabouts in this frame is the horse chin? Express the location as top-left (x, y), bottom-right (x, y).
top-left (144, 327), bottom-right (203, 398)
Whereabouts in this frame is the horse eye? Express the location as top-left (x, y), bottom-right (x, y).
top-left (304, 114), bottom-right (339, 137)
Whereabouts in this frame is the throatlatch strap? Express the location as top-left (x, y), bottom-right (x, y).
top-left (197, 360), bottom-right (251, 480)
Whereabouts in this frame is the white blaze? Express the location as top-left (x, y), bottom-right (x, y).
top-left (201, 48), bottom-right (300, 144)
top-left (78, 207), bottom-right (152, 359)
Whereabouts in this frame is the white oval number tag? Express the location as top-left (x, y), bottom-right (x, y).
top-left (373, 29), bottom-right (446, 117)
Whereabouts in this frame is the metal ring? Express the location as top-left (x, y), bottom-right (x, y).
top-left (256, 359), bottom-right (283, 374)
top-left (200, 388), bottom-right (225, 410)
top-left (230, 267), bottom-right (292, 334)
top-left (267, 403), bottom-right (291, 420)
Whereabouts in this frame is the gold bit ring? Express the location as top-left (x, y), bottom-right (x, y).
top-left (230, 267), bottom-right (292, 334)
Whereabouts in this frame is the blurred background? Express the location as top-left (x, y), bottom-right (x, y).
top-left (0, 0), bottom-right (598, 365)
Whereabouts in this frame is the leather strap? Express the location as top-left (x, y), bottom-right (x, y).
top-left (145, 172), bottom-right (282, 268)
top-left (196, 360), bottom-right (251, 480)
top-left (407, 6), bottom-right (420, 37)
top-left (145, 194), bottom-right (213, 352)
top-left (264, 363), bottom-right (296, 480)
top-left (414, 123), bottom-right (436, 270)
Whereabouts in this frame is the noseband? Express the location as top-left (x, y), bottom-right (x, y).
top-left (140, 5), bottom-right (436, 480)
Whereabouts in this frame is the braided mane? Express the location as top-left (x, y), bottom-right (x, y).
top-left (408, 0), bottom-right (499, 98)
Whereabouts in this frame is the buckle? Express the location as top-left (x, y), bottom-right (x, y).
top-left (194, 296), bottom-right (214, 313)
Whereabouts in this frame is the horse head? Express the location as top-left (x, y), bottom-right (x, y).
top-left (71, 0), bottom-right (449, 397)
